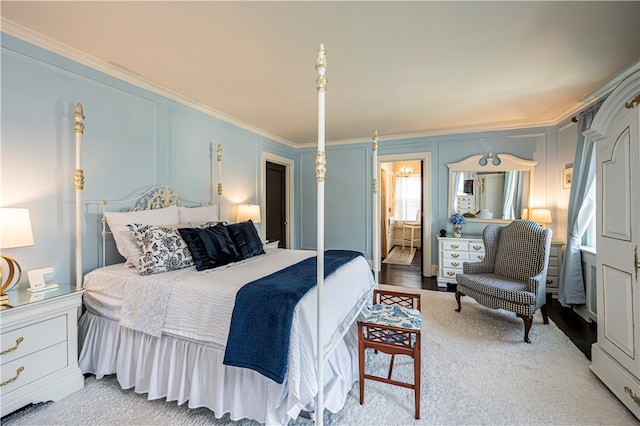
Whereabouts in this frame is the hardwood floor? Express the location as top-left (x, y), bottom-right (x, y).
top-left (380, 247), bottom-right (597, 360)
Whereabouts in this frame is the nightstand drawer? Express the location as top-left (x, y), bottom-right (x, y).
top-left (546, 276), bottom-right (559, 290)
top-left (1, 315), bottom-right (67, 365)
top-left (0, 341), bottom-right (67, 396)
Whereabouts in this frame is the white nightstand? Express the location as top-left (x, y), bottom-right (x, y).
top-left (1, 284), bottom-right (85, 416)
top-left (263, 240), bottom-right (280, 249)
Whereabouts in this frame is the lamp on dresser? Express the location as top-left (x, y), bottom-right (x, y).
top-left (0, 208), bottom-right (35, 303)
top-left (530, 208), bottom-right (552, 228)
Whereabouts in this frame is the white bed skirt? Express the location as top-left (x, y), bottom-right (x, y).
top-left (78, 311), bottom-right (360, 425)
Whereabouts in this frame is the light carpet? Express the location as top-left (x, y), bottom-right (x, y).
top-left (2, 285), bottom-right (635, 426)
top-left (382, 246), bottom-right (416, 266)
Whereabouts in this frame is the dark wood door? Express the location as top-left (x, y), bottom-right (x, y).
top-left (266, 161), bottom-right (286, 248)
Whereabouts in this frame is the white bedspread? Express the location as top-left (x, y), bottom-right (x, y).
top-left (82, 248), bottom-right (376, 412)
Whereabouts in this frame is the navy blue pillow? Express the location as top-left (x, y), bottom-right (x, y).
top-left (179, 224), bottom-right (240, 271)
top-left (226, 220), bottom-right (265, 260)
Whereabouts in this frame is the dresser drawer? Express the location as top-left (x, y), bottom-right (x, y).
top-left (442, 268), bottom-right (460, 279)
top-left (0, 341), bottom-right (67, 396)
top-left (546, 276), bottom-right (559, 290)
top-left (549, 245), bottom-right (561, 258)
top-left (443, 251), bottom-right (469, 261)
top-left (1, 315), bottom-right (67, 365)
top-left (469, 243), bottom-right (485, 253)
top-left (443, 259), bottom-right (464, 269)
top-left (442, 241), bottom-right (469, 251)
top-left (548, 265), bottom-right (559, 278)
top-left (469, 253), bottom-right (486, 262)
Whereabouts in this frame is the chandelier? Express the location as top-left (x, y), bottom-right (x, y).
top-left (398, 164), bottom-right (413, 177)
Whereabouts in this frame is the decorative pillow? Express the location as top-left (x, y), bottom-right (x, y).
top-left (127, 224), bottom-right (194, 275)
top-left (178, 205), bottom-right (218, 225)
top-left (104, 205), bottom-right (180, 265)
top-left (226, 220), bottom-right (265, 260)
top-left (178, 223), bottom-right (240, 271)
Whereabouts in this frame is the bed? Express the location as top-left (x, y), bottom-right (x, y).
top-left (75, 45), bottom-right (377, 425)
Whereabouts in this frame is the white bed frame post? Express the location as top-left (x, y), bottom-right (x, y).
top-left (315, 43), bottom-right (327, 426)
top-left (372, 130), bottom-right (379, 284)
top-left (217, 143), bottom-right (223, 220)
top-left (74, 103), bottom-right (85, 287)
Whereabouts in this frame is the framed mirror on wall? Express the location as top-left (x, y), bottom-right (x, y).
top-left (447, 153), bottom-right (538, 223)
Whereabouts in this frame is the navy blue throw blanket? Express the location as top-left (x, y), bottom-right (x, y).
top-left (223, 249), bottom-right (363, 384)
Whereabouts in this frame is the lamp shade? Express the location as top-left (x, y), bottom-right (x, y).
top-left (0, 208), bottom-right (35, 249)
top-left (521, 208), bottom-right (529, 220)
top-left (237, 204), bottom-right (261, 223)
top-left (530, 208), bottom-right (552, 225)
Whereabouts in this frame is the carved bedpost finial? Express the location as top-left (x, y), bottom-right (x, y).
top-left (217, 143), bottom-right (223, 162)
top-left (316, 43), bottom-right (327, 92)
top-left (74, 103), bottom-right (84, 134)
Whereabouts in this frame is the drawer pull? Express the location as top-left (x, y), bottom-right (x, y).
top-left (625, 386), bottom-right (640, 407)
top-left (473, 245), bottom-right (482, 250)
top-left (1, 337), bottom-right (24, 356)
top-left (451, 253), bottom-right (460, 258)
top-left (546, 279), bottom-right (553, 284)
top-left (478, 255), bottom-right (485, 260)
top-left (0, 366), bottom-right (24, 387)
top-left (451, 244), bottom-right (459, 249)
top-left (452, 262), bottom-right (459, 267)
top-left (447, 271), bottom-right (455, 276)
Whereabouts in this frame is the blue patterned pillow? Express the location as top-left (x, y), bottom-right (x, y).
top-left (226, 220), bottom-right (265, 260)
top-left (178, 223), bottom-right (240, 271)
top-left (127, 224), bottom-right (194, 275)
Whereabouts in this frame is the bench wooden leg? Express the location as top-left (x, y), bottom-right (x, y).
top-left (358, 324), bottom-right (365, 405)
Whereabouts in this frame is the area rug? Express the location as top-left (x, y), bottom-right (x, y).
top-left (2, 285), bottom-right (634, 425)
top-left (382, 246), bottom-right (416, 265)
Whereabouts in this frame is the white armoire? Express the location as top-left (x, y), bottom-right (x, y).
top-left (586, 70), bottom-right (640, 419)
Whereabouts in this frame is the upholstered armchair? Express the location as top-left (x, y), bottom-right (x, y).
top-left (455, 220), bottom-right (552, 343)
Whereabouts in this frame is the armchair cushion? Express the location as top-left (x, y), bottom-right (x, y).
top-left (456, 273), bottom-right (536, 305)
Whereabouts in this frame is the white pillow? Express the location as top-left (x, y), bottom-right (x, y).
top-left (127, 224), bottom-right (194, 275)
top-left (178, 205), bottom-right (218, 225)
top-left (104, 205), bottom-right (180, 265)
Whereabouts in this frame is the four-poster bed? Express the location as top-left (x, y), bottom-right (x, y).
top-left (74, 45), bottom-right (377, 425)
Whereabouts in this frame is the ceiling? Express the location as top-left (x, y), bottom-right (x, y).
top-left (2, 1), bottom-right (639, 146)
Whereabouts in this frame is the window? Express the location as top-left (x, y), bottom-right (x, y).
top-left (394, 175), bottom-right (421, 221)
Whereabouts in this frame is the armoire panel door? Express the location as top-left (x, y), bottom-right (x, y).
top-left (597, 105), bottom-right (640, 378)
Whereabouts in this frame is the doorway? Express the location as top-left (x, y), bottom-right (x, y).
top-left (261, 153), bottom-right (294, 249)
top-left (381, 160), bottom-right (422, 271)
top-left (376, 152), bottom-right (432, 279)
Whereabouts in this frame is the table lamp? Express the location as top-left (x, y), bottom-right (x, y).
top-left (236, 203), bottom-right (261, 223)
top-left (530, 208), bottom-right (552, 228)
top-left (1, 208), bottom-right (35, 302)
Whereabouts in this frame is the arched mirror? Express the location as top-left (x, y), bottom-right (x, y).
top-left (447, 153), bottom-right (538, 223)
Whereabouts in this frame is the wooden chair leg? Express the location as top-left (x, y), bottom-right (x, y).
top-left (358, 324), bottom-right (365, 405)
top-left (517, 314), bottom-right (533, 343)
top-left (455, 291), bottom-right (464, 312)
top-left (540, 304), bottom-right (549, 324)
top-left (387, 354), bottom-right (395, 380)
top-left (414, 333), bottom-right (421, 419)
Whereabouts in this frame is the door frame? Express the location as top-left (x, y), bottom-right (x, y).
top-left (261, 152), bottom-right (294, 248)
top-left (377, 152), bottom-right (432, 277)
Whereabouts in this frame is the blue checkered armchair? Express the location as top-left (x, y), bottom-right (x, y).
top-left (455, 220), bottom-right (552, 343)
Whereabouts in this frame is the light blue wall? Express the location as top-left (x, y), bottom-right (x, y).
top-left (1, 34), bottom-right (295, 285)
top-left (2, 32), bottom-right (575, 286)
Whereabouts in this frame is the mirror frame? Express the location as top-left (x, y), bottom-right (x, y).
top-left (447, 153), bottom-right (538, 223)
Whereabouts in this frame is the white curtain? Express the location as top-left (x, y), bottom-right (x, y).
top-left (501, 171), bottom-right (524, 220)
top-left (394, 175), bottom-right (421, 221)
top-left (558, 101), bottom-right (603, 307)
